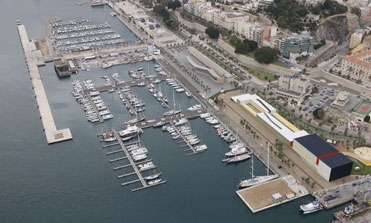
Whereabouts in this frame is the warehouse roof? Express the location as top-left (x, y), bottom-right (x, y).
top-left (295, 134), bottom-right (338, 157)
top-left (321, 153), bottom-right (353, 168)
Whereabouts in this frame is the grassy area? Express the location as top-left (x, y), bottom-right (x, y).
top-left (272, 61), bottom-right (288, 68)
top-left (349, 157), bottom-right (371, 175)
top-left (245, 67), bottom-right (277, 81)
top-left (192, 43), bottom-right (245, 80)
top-left (209, 87), bottom-right (242, 99)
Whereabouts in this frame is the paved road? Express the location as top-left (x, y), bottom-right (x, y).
top-left (158, 53), bottom-right (288, 178)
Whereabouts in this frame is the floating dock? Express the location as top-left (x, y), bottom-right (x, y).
top-left (17, 22), bottom-right (72, 144)
top-left (171, 124), bottom-right (198, 155)
top-left (122, 109), bottom-right (205, 129)
top-left (236, 175), bottom-right (308, 213)
top-left (104, 130), bottom-right (167, 192)
top-left (85, 75), bottom-right (169, 93)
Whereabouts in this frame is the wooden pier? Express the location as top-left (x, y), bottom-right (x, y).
top-left (84, 90), bottom-right (104, 123)
top-left (120, 90), bottom-right (137, 115)
top-left (85, 75), bottom-right (168, 93)
top-left (110, 130), bottom-right (166, 192)
top-left (113, 159), bottom-right (152, 171)
top-left (171, 123), bottom-right (197, 155)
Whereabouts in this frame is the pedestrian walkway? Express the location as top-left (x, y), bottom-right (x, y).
top-left (17, 22), bottom-right (72, 144)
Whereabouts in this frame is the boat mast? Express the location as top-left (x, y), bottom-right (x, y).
top-left (251, 153), bottom-right (254, 179)
top-left (173, 90), bottom-right (176, 110)
top-left (267, 141), bottom-right (270, 176)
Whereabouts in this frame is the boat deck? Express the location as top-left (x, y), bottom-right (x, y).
top-left (17, 22), bottom-right (72, 144)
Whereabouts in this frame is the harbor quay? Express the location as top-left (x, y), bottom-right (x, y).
top-left (17, 22), bottom-right (72, 144)
top-left (313, 177), bottom-right (371, 210)
top-left (62, 43), bottom-right (148, 60)
top-left (236, 175), bottom-right (308, 213)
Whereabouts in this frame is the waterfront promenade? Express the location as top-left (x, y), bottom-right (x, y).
top-left (17, 22), bottom-right (72, 144)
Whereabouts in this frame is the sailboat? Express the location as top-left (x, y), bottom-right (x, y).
top-left (238, 142), bottom-right (278, 188)
top-left (163, 90), bottom-right (179, 116)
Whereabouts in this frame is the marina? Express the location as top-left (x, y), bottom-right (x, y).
top-left (102, 130), bottom-right (167, 192)
top-left (7, 0), bottom-right (366, 221)
top-left (49, 19), bottom-right (125, 54)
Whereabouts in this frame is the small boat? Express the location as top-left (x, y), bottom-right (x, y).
top-left (147, 178), bottom-right (161, 185)
top-left (121, 135), bottom-right (136, 142)
top-left (223, 153), bottom-right (251, 163)
top-left (225, 147), bottom-right (248, 157)
top-left (137, 82), bottom-right (146, 87)
top-left (185, 91), bottom-right (192, 97)
top-left (300, 201), bottom-right (323, 214)
top-left (102, 131), bottom-right (116, 142)
top-left (208, 119), bottom-right (219, 125)
top-left (138, 162), bottom-right (155, 171)
top-left (130, 147), bottom-right (148, 156)
top-left (102, 114), bottom-right (113, 120)
top-left (133, 153), bottom-right (147, 162)
top-left (174, 118), bottom-right (188, 126)
top-left (200, 113), bottom-right (211, 119)
top-left (172, 134), bottom-right (180, 139)
top-left (187, 104), bottom-right (202, 111)
top-left (162, 125), bottom-right (168, 131)
top-left (144, 172), bottom-right (162, 181)
top-left (119, 125), bottom-right (143, 137)
top-left (195, 144), bottom-right (207, 152)
top-left (153, 121), bottom-right (165, 128)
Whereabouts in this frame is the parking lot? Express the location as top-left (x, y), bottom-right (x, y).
top-left (299, 83), bottom-right (336, 118)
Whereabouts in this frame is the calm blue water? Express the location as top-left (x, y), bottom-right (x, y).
top-left (0, 0), bottom-right (345, 222)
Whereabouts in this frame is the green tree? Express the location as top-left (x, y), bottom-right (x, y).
top-left (264, 0), bottom-right (308, 32)
top-left (165, 18), bottom-right (179, 30)
top-left (313, 108), bottom-right (325, 119)
top-left (153, 5), bottom-right (170, 20)
top-left (364, 115), bottom-right (370, 123)
top-left (167, 0), bottom-right (181, 10)
top-left (254, 47), bottom-right (280, 64)
top-left (205, 26), bottom-right (220, 39)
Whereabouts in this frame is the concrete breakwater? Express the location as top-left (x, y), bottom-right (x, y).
top-left (17, 22), bottom-right (72, 144)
